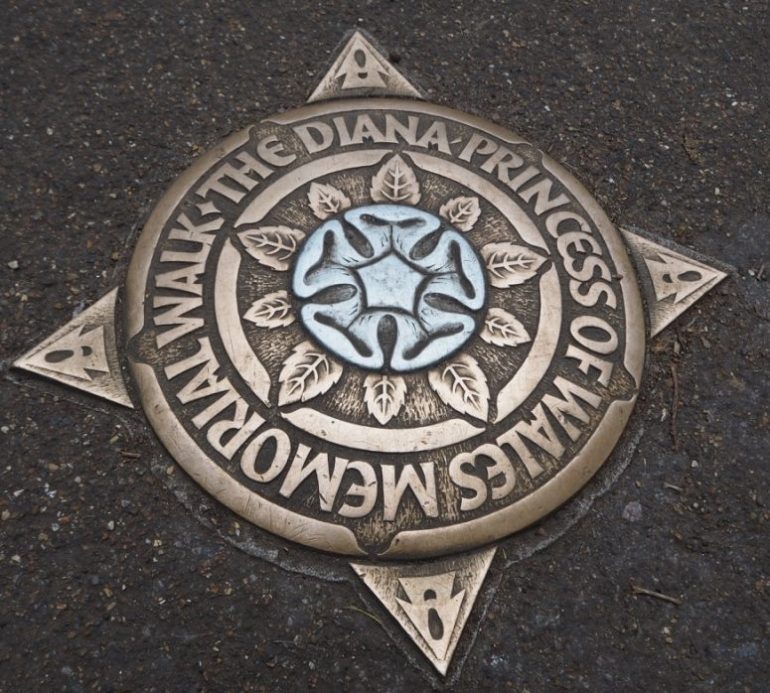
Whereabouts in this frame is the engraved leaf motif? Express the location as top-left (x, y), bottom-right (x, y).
top-left (307, 182), bottom-right (352, 220)
top-left (480, 242), bottom-right (546, 288)
top-left (480, 307), bottom-right (531, 347)
top-left (427, 353), bottom-right (490, 422)
top-left (439, 196), bottom-right (481, 232)
top-left (363, 374), bottom-right (407, 425)
top-left (278, 340), bottom-right (343, 406)
top-left (238, 226), bottom-right (305, 271)
top-left (243, 290), bottom-right (295, 329)
top-left (370, 154), bottom-right (421, 205)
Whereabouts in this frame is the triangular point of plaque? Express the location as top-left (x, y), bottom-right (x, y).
top-left (351, 547), bottom-right (496, 675)
top-left (13, 288), bottom-right (133, 408)
top-left (622, 229), bottom-right (728, 337)
top-left (307, 30), bottom-right (423, 103)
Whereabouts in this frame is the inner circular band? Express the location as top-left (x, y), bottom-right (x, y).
top-left (214, 150), bottom-right (561, 452)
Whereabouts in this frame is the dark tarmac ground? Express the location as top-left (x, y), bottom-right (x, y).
top-left (1, 1), bottom-right (769, 690)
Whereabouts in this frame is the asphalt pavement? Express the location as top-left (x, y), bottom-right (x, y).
top-left (1, 2), bottom-right (768, 690)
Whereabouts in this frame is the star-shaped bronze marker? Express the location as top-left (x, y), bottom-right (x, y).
top-left (13, 31), bottom-right (729, 678)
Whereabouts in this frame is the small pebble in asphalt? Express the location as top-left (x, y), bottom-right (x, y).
top-left (623, 501), bottom-right (643, 522)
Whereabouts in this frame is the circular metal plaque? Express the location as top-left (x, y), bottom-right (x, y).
top-left (125, 99), bottom-right (645, 559)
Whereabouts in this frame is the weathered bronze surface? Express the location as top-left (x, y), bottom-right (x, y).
top-left (352, 548), bottom-right (496, 675)
top-left (125, 96), bottom-right (646, 559)
top-left (12, 30), bottom-right (729, 677)
top-left (15, 289), bottom-right (132, 407)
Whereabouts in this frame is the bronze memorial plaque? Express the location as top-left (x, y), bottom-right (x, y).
top-left (14, 31), bottom-right (728, 676)
top-left (126, 98), bottom-right (645, 559)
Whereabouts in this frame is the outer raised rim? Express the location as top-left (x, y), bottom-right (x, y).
top-left (125, 98), bottom-right (645, 559)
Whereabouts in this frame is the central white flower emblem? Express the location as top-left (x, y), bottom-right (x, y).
top-left (240, 154), bottom-right (546, 423)
top-left (292, 204), bottom-right (486, 371)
